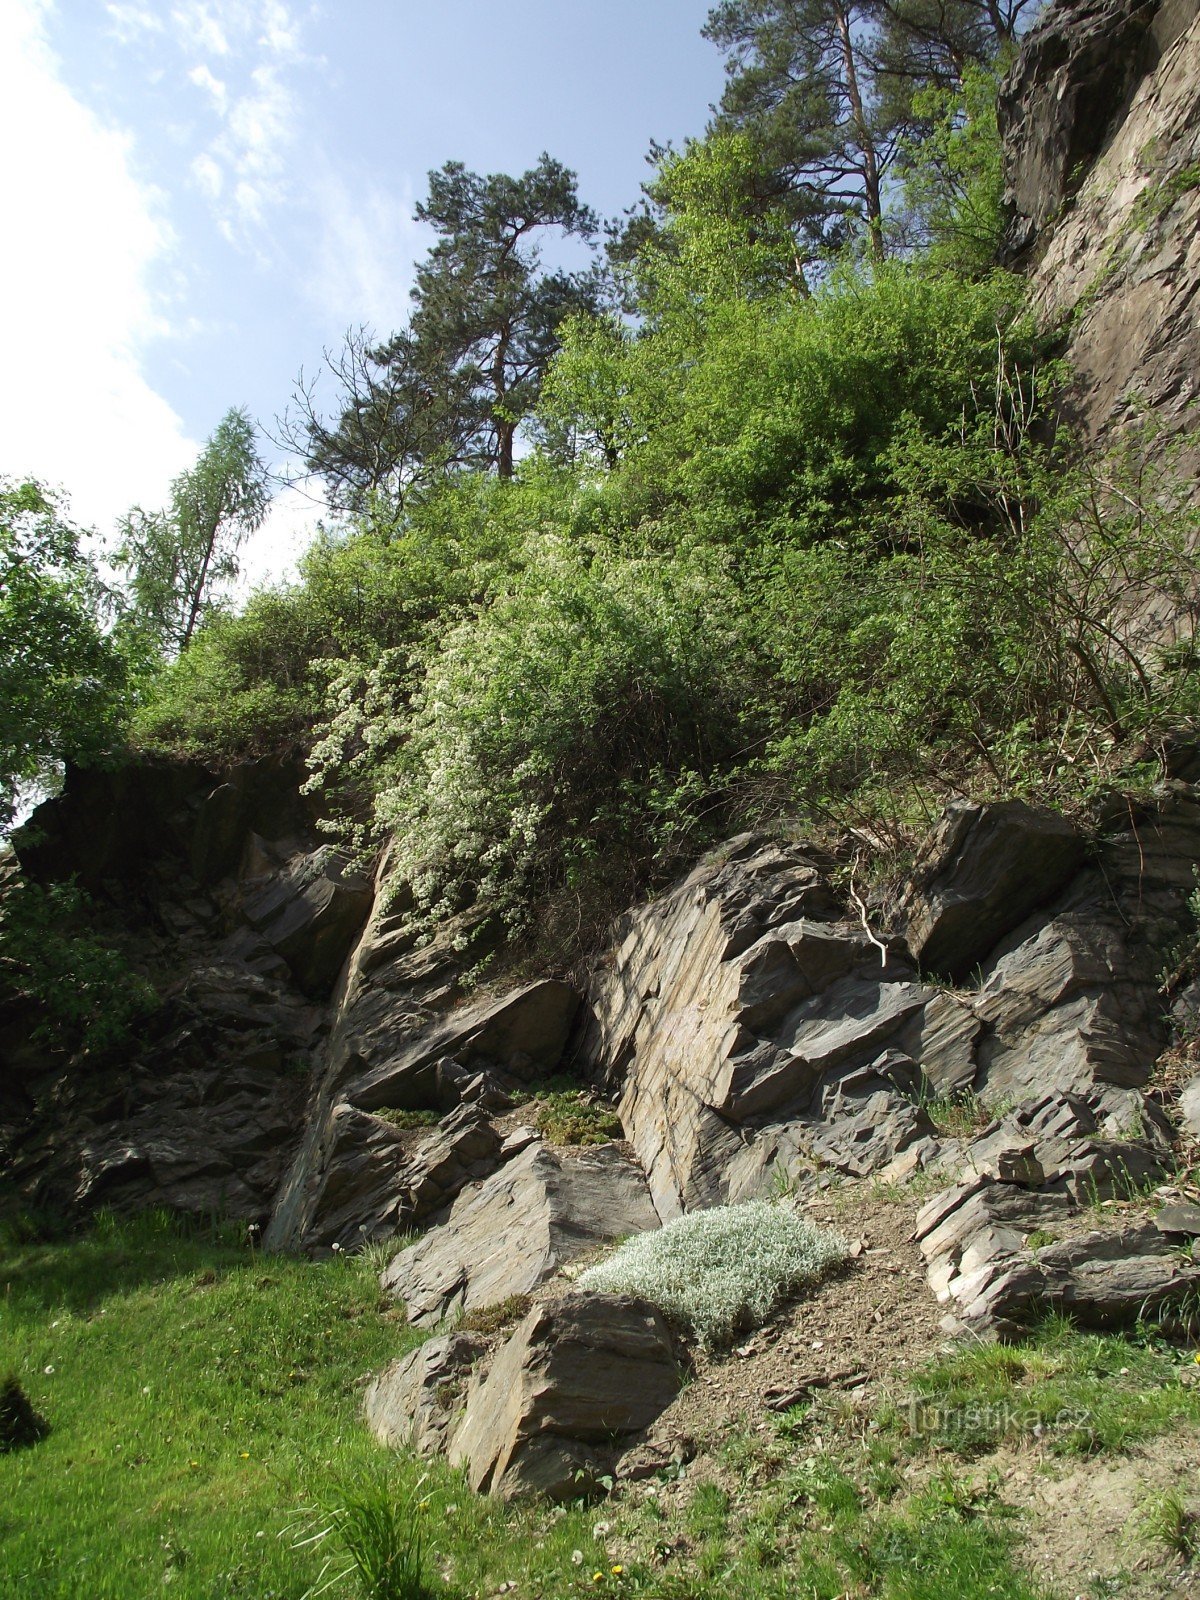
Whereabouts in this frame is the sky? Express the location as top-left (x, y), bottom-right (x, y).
top-left (0, 0), bottom-right (726, 589)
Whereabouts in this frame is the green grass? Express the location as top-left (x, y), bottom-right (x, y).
top-left (0, 1209), bottom-right (619, 1599)
top-left (6, 1213), bottom-right (1195, 1600)
top-left (880, 1318), bottom-right (1200, 1457)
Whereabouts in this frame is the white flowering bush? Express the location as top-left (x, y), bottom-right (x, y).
top-left (577, 1199), bottom-right (848, 1349)
top-left (338, 537), bottom-right (763, 950)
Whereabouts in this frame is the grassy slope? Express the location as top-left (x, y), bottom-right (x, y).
top-left (3, 1209), bottom-right (1197, 1599)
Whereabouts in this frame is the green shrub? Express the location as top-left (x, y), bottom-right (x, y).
top-left (0, 877), bottom-right (159, 1056)
top-left (578, 1199), bottom-right (848, 1349)
top-left (320, 539), bottom-right (765, 950)
top-left (531, 1090), bottom-right (622, 1146)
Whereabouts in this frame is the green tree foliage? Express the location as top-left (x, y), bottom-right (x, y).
top-left (704, 0), bottom-right (902, 262)
top-left (308, 540), bottom-right (765, 949)
top-left (702, 0), bottom-right (1030, 263)
top-left (408, 154), bottom-right (599, 479)
top-left (112, 408), bottom-right (270, 653)
top-left (296, 157), bottom-right (599, 507)
top-left (0, 480), bottom-right (129, 831)
top-left (898, 62), bottom-right (1007, 272)
top-left (0, 877), bottom-right (159, 1055)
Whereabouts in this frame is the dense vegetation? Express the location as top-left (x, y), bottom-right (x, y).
top-left (3, 1), bottom-right (1198, 972)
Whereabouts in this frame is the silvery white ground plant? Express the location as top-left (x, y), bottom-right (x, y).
top-left (577, 1198), bottom-right (848, 1350)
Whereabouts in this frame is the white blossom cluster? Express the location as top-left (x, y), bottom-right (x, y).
top-left (577, 1198), bottom-right (848, 1349)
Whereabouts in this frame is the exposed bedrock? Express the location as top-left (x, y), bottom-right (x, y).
top-left (1000, 0), bottom-right (1200, 443)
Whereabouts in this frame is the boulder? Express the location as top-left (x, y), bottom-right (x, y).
top-left (380, 1142), bottom-right (660, 1327)
top-left (580, 836), bottom-right (930, 1216)
top-left (953, 1223), bottom-right (1200, 1337)
top-left (899, 800), bottom-right (1085, 982)
top-left (1181, 1075), bottom-right (1200, 1139)
top-left (447, 1294), bottom-right (681, 1499)
top-left (365, 1331), bottom-right (487, 1456)
top-left (1155, 1202), bottom-right (1200, 1236)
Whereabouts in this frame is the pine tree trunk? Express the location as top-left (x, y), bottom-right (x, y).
top-left (834, 0), bottom-right (886, 262)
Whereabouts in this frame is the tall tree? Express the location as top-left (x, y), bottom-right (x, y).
top-left (287, 157), bottom-right (598, 505)
top-left (113, 408), bottom-right (270, 652)
top-left (703, 0), bottom-right (1028, 263)
top-left (408, 154), bottom-right (599, 479)
top-left (705, 0), bottom-right (898, 262)
top-left (0, 480), bottom-right (129, 829)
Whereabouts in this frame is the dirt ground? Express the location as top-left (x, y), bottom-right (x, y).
top-left (605, 1177), bottom-right (1200, 1600)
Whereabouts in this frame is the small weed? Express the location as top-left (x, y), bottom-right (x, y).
top-left (309, 1474), bottom-right (436, 1599)
top-left (1140, 1486), bottom-right (1198, 1562)
top-left (458, 1294), bottom-right (532, 1335)
top-left (921, 1088), bottom-right (1016, 1140)
top-left (357, 1232), bottom-right (420, 1276)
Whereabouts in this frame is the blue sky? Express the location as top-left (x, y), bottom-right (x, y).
top-left (1, 0), bottom-right (725, 584)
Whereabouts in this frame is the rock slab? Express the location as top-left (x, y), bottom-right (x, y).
top-left (448, 1294), bottom-right (681, 1499)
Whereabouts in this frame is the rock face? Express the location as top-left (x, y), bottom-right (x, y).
top-left (365, 1331), bottom-right (487, 1457)
top-left (578, 793), bottom-right (1195, 1219)
top-left (898, 801), bottom-right (1085, 983)
top-left (380, 1143), bottom-right (660, 1327)
top-left (447, 1294), bottom-right (681, 1500)
top-left (578, 835), bottom-right (928, 1217)
top-left (288, 1103), bottom-right (504, 1253)
top-left (263, 869), bottom-right (582, 1250)
top-left (1000, 0), bottom-right (1200, 442)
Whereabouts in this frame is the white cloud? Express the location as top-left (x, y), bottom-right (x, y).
top-left (306, 168), bottom-right (427, 333)
top-left (105, 2), bottom-right (165, 42)
top-left (187, 61), bottom-right (228, 110)
top-left (173, 0), bottom-right (308, 244)
top-left (0, 0), bottom-right (197, 532)
top-left (236, 479), bottom-right (321, 591)
top-left (171, 2), bottom-right (230, 56)
top-left (191, 150), bottom-right (224, 197)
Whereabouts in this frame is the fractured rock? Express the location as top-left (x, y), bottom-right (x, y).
top-left (447, 1293), bottom-right (681, 1499)
top-left (1181, 1075), bottom-right (1200, 1140)
top-left (380, 1143), bottom-right (660, 1327)
top-left (365, 1331), bottom-right (487, 1456)
top-left (288, 1102), bottom-right (504, 1253)
top-left (349, 980), bottom-right (580, 1111)
top-left (243, 848), bottom-right (372, 997)
top-left (899, 800), bottom-right (1085, 982)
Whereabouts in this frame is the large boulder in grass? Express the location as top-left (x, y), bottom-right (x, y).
top-left (380, 1142), bottom-right (660, 1327)
top-left (365, 1331), bottom-right (488, 1457)
top-left (448, 1294), bottom-right (681, 1499)
top-left (899, 801), bottom-right (1085, 983)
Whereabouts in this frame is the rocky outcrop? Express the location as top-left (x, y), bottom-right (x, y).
top-left (1001, 0), bottom-right (1200, 441)
top-left (286, 1103), bottom-right (504, 1253)
top-left (898, 801), bottom-right (1085, 983)
top-left (263, 867), bottom-right (581, 1250)
top-left (578, 791), bottom-right (1195, 1219)
top-left (447, 1294), bottom-right (681, 1500)
top-left (365, 1331), bottom-right (488, 1457)
top-left (379, 1142), bottom-right (660, 1326)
